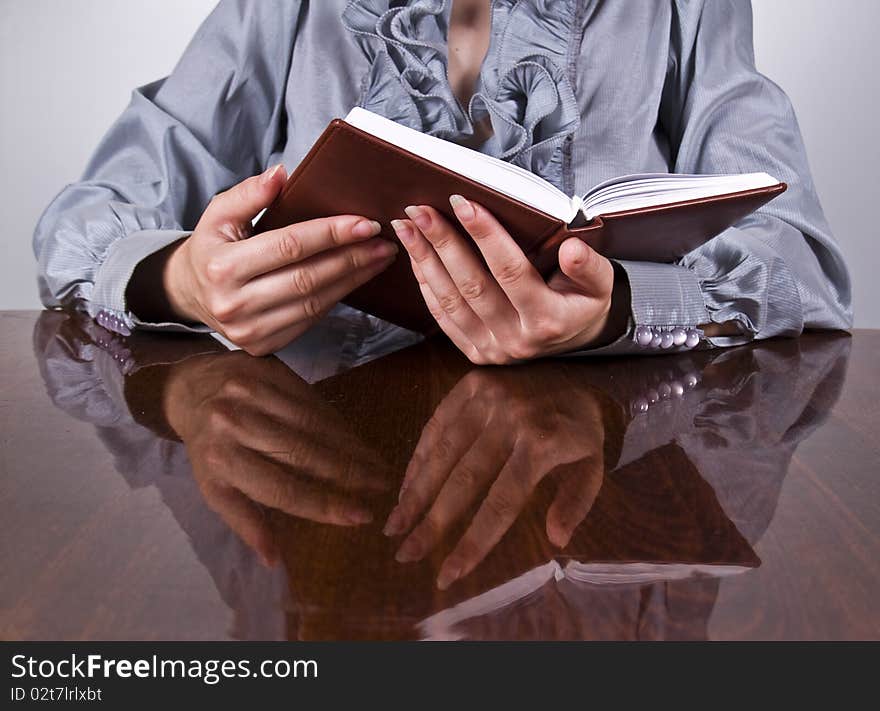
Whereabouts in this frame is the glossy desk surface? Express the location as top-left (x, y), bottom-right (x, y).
top-left (1, 310), bottom-right (878, 640)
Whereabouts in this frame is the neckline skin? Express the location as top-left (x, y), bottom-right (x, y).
top-left (447, 0), bottom-right (494, 145)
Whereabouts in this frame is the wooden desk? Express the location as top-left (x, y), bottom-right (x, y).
top-left (1, 310), bottom-right (878, 640)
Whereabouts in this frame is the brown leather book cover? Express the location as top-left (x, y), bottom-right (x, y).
top-left (255, 119), bottom-right (786, 333)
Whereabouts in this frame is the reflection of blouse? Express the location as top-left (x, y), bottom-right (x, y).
top-left (32, 312), bottom-right (850, 640)
top-left (33, 0), bottom-right (852, 355)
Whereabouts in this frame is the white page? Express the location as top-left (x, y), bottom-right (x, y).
top-left (344, 107), bottom-right (580, 223)
top-left (416, 561), bottom-right (562, 640)
top-left (582, 172), bottom-right (778, 220)
top-left (563, 560), bottom-right (753, 585)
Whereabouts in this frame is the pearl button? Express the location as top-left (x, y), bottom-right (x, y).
top-left (660, 332), bottom-right (674, 349)
top-left (658, 382), bottom-right (672, 399)
top-left (633, 397), bottom-right (649, 414)
top-left (671, 381), bottom-right (685, 397)
top-left (650, 334), bottom-right (662, 348)
top-left (685, 329), bottom-right (700, 348)
top-left (635, 325), bottom-right (653, 347)
top-left (672, 327), bottom-right (687, 346)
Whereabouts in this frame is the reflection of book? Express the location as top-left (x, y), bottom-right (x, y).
top-left (274, 371), bottom-right (761, 638)
top-left (255, 108), bottom-right (786, 332)
top-left (418, 559), bottom-right (752, 640)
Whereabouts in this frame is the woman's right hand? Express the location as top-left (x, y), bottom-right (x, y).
top-left (164, 164), bottom-right (398, 355)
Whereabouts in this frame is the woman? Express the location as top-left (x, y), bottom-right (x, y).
top-left (33, 0), bottom-right (852, 362)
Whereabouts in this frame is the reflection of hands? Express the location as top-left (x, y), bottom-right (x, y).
top-left (164, 352), bottom-right (387, 566)
top-left (383, 368), bottom-right (606, 589)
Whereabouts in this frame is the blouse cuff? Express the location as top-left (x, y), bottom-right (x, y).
top-left (560, 260), bottom-right (711, 357)
top-left (90, 229), bottom-right (212, 335)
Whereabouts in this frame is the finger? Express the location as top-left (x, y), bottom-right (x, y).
top-left (410, 254), bottom-right (484, 361)
top-left (545, 457), bottom-right (604, 549)
top-left (557, 237), bottom-right (614, 299)
top-left (216, 401), bottom-right (388, 491)
top-left (448, 195), bottom-right (549, 313)
top-left (200, 164), bottom-right (288, 234)
top-left (435, 444), bottom-right (538, 589)
top-left (200, 481), bottom-right (278, 567)
top-left (403, 205), bottom-right (517, 334)
top-left (384, 388), bottom-right (485, 537)
top-left (241, 238), bottom-right (398, 312)
top-left (224, 251), bottom-right (397, 352)
top-left (391, 336), bottom-right (477, 502)
top-left (231, 214), bottom-right (384, 282)
top-left (393, 428), bottom-right (511, 563)
top-left (223, 446), bottom-right (374, 526)
top-left (391, 218), bottom-right (491, 344)
top-left (415, 269), bottom-right (485, 362)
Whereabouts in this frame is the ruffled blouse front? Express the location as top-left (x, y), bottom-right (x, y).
top-left (342, 0), bottom-right (581, 190)
top-left (32, 0), bottom-right (852, 356)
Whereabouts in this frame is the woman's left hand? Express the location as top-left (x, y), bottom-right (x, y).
top-left (392, 196), bottom-right (624, 364)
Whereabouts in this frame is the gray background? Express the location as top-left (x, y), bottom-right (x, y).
top-left (1, 0), bottom-right (877, 325)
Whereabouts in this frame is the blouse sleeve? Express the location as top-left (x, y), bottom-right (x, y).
top-left (572, 0), bottom-right (852, 356)
top-left (32, 0), bottom-right (303, 332)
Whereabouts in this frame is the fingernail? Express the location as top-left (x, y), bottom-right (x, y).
top-left (353, 219), bottom-right (382, 238)
top-left (261, 163), bottom-right (284, 185)
top-left (383, 507), bottom-right (404, 536)
top-left (371, 239), bottom-right (398, 260)
top-left (404, 205), bottom-right (431, 231)
top-left (449, 194), bottom-right (474, 222)
top-left (395, 537), bottom-right (423, 563)
top-left (547, 526), bottom-right (571, 549)
top-left (345, 508), bottom-right (373, 525)
top-left (566, 238), bottom-right (588, 263)
top-left (391, 219), bottom-right (415, 244)
top-left (437, 562), bottom-right (462, 590)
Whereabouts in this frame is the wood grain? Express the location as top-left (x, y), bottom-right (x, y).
top-left (1, 310), bottom-right (877, 640)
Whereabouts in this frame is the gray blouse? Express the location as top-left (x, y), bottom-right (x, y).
top-left (32, 0), bottom-right (853, 356)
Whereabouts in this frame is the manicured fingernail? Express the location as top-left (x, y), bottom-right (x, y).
top-left (391, 219), bottom-right (415, 244)
top-left (395, 537), bottom-right (423, 563)
top-left (345, 508), bottom-right (373, 525)
top-left (566, 238), bottom-right (588, 263)
top-left (353, 219), bottom-right (382, 238)
top-left (547, 526), bottom-right (571, 549)
top-left (371, 239), bottom-right (398, 260)
top-left (404, 205), bottom-right (431, 231)
top-left (261, 163), bottom-right (284, 184)
top-left (437, 562), bottom-right (462, 590)
top-left (449, 194), bottom-right (474, 222)
top-left (383, 507), bottom-right (404, 536)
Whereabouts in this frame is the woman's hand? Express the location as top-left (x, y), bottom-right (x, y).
top-left (384, 367), bottom-right (606, 590)
top-left (391, 196), bottom-right (627, 364)
top-left (164, 351), bottom-right (389, 566)
top-left (160, 165), bottom-right (398, 355)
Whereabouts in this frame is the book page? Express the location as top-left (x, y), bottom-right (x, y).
top-left (581, 172), bottom-right (779, 220)
top-left (344, 108), bottom-right (580, 223)
top-left (416, 561), bottom-right (562, 640)
top-left (563, 560), bottom-right (754, 585)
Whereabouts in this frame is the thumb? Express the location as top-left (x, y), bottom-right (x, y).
top-left (201, 163), bottom-right (287, 232)
top-left (557, 237), bottom-right (614, 298)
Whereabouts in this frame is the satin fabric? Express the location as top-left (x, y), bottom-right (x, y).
top-left (33, 0), bottom-right (852, 356)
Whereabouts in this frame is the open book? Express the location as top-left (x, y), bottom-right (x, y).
top-left (417, 559), bottom-right (753, 641)
top-left (346, 107), bottom-right (780, 224)
top-left (256, 108), bottom-right (786, 332)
